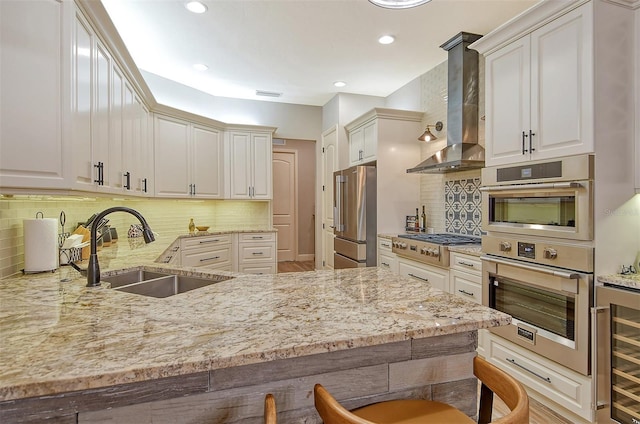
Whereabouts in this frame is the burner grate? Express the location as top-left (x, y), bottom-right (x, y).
top-left (398, 233), bottom-right (481, 245)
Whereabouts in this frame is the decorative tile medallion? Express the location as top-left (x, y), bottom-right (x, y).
top-left (445, 178), bottom-right (482, 236)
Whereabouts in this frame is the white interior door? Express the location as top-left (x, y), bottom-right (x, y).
top-left (321, 126), bottom-right (338, 269)
top-left (273, 150), bottom-right (297, 262)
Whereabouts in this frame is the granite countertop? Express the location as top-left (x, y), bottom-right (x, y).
top-left (448, 245), bottom-right (482, 257)
top-left (0, 232), bottom-right (510, 402)
top-left (597, 274), bottom-right (640, 291)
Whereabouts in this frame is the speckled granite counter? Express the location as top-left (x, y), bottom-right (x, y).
top-left (0, 232), bottom-right (510, 422)
top-left (447, 245), bottom-right (482, 257)
top-left (597, 273), bottom-right (640, 291)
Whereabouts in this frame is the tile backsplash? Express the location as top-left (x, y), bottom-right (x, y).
top-left (445, 177), bottom-right (482, 236)
top-left (0, 196), bottom-right (270, 279)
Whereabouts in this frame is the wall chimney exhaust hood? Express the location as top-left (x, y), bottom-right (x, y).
top-left (407, 32), bottom-right (484, 174)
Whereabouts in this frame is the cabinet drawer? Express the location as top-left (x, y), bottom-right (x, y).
top-left (239, 232), bottom-right (275, 243)
top-left (239, 243), bottom-right (275, 262)
top-left (398, 259), bottom-right (448, 292)
top-left (450, 252), bottom-right (482, 275)
top-left (182, 234), bottom-right (232, 250)
top-left (181, 245), bottom-right (231, 267)
top-left (238, 263), bottom-right (276, 274)
top-left (450, 270), bottom-right (482, 304)
top-left (378, 237), bottom-right (393, 252)
top-left (378, 252), bottom-right (398, 274)
top-left (486, 333), bottom-right (592, 421)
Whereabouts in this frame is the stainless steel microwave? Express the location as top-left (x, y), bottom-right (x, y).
top-left (480, 154), bottom-right (594, 241)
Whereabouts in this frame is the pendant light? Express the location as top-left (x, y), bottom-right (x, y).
top-left (368, 0), bottom-right (433, 9)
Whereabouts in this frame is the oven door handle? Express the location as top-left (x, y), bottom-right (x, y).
top-left (479, 181), bottom-right (582, 192)
top-left (480, 255), bottom-right (580, 280)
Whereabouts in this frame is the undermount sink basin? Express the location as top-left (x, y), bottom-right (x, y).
top-left (103, 270), bottom-right (232, 298)
top-left (101, 270), bottom-right (172, 288)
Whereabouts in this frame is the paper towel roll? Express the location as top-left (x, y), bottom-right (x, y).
top-left (24, 218), bottom-right (59, 272)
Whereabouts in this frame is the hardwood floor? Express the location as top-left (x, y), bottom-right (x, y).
top-left (277, 261), bottom-right (571, 423)
top-left (277, 260), bottom-right (315, 273)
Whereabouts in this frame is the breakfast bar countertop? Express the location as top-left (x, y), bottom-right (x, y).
top-left (597, 273), bottom-right (640, 291)
top-left (0, 232), bottom-right (510, 403)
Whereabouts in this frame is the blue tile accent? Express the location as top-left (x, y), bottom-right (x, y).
top-left (445, 178), bottom-right (482, 236)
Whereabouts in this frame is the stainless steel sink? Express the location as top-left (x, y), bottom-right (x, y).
top-left (103, 269), bottom-right (232, 298)
top-left (102, 270), bottom-right (172, 288)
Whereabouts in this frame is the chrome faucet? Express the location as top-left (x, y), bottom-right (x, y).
top-left (85, 207), bottom-right (155, 287)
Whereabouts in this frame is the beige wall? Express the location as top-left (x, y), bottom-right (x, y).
top-left (0, 196), bottom-right (270, 278)
top-left (274, 139), bottom-right (316, 257)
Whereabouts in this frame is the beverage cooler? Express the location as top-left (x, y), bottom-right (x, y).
top-left (594, 284), bottom-right (640, 424)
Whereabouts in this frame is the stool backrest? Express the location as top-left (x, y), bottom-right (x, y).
top-left (314, 384), bottom-right (373, 424)
top-left (474, 356), bottom-right (529, 424)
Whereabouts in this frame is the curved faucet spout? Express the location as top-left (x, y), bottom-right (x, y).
top-left (87, 207), bottom-right (155, 287)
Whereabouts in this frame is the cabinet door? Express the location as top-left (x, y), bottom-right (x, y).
top-left (361, 121), bottom-right (377, 163)
top-left (228, 132), bottom-right (252, 198)
top-left (530, 4), bottom-right (593, 160)
top-left (349, 126), bottom-right (364, 166)
top-left (93, 40), bottom-right (112, 192)
top-left (192, 125), bottom-right (223, 198)
top-left (251, 133), bottom-right (272, 199)
top-left (378, 252), bottom-right (398, 274)
top-left (0, 0), bottom-right (65, 189)
top-left (485, 36), bottom-right (531, 167)
top-left (154, 115), bottom-right (191, 197)
top-left (71, 11), bottom-right (95, 189)
top-left (398, 259), bottom-right (448, 292)
top-left (138, 104), bottom-right (153, 195)
top-left (109, 66), bottom-right (124, 192)
top-left (121, 82), bottom-right (138, 193)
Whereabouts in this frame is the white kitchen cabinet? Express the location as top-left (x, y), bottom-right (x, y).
top-left (154, 115), bottom-right (224, 199)
top-left (398, 257), bottom-right (449, 292)
top-left (226, 131), bottom-right (273, 199)
top-left (0, 0), bottom-right (67, 190)
top-left (481, 4), bottom-right (593, 166)
top-left (180, 234), bottom-right (233, 271)
top-left (344, 109), bottom-right (423, 235)
top-left (237, 232), bottom-right (277, 274)
top-left (348, 120), bottom-right (377, 166)
top-left (485, 332), bottom-right (593, 422)
top-left (377, 237), bottom-right (398, 274)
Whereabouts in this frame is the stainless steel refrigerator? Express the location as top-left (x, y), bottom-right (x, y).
top-left (333, 165), bottom-right (377, 268)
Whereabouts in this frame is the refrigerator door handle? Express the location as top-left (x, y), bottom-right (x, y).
top-left (334, 174), bottom-right (345, 232)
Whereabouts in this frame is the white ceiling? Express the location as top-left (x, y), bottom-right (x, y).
top-left (101, 0), bottom-right (539, 107)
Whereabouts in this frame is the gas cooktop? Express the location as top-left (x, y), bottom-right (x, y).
top-left (397, 233), bottom-right (481, 246)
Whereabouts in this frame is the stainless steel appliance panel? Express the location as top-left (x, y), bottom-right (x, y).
top-left (333, 165), bottom-right (377, 268)
top-left (595, 284), bottom-right (640, 424)
top-left (334, 253), bottom-right (366, 269)
top-left (482, 254), bottom-right (593, 375)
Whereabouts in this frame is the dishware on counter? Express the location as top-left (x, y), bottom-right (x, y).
top-left (23, 212), bottom-right (58, 273)
top-left (110, 227), bottom-right (118, 243)
top-left (196, 226), bottom-right (210, 232)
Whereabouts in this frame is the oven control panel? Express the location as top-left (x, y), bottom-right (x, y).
top-left (481, 234), bottom-right (594, 273)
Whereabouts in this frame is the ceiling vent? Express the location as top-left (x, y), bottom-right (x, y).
top-left (256, 90), bottom-right (282, 98)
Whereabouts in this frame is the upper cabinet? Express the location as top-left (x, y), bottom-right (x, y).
top-left (0, 0), bottom-right (67, 190)
top-left (154, 115), bottom-right (223, 199)
top-left (226, 130), bottom-right (273, 199)
top-left (482, 4), bottom-right (593, 166)
top-left (348, 120), bottom-right (377, 166)
top-left (344, 108), bottom-right (423, 234)
top-left (474, 0), bottom-right (636, 177)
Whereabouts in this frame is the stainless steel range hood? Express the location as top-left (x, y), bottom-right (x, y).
top-left (407, 32), bottom-right (484, 174)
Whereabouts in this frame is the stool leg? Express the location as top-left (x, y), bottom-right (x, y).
top-left (478, 382), bottom-right (493, 424)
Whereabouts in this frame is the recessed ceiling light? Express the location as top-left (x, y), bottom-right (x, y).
top-left (193, 63), bottom-right (208, 71)
top-left (334, 81), bottom-right (346, 88)
top-left (185, 1), bottom-right (207, 14)
top-left (368, 0), bottom-right (432, 9)
top-left (256, 90), bottom-right (282, 98)
top-left (378, 35), bottom-right (395, 45)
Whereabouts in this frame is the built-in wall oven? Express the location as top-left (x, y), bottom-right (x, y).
top-left (480, 155), bottom-right (595, 376)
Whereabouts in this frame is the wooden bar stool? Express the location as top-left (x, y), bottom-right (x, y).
top-left (314, 356), bottom-right (529, 424)
top-left (264, 393), bottom-right (277, 424)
